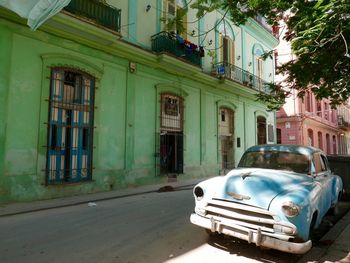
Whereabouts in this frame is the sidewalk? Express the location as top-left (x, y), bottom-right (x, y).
top-left (0, 177), bottom-right (205, 217)
top-left (299, 210), bottom-right (350, 263)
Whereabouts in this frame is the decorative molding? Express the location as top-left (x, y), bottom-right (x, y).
top-left (216, 100), bottom-right (238, 111)
top-left (255, 110), bottom-right (269, 118)
top-left (155, 83), bottom-right (189, 97)
top-left (41, 53), bottom-right (103, 79)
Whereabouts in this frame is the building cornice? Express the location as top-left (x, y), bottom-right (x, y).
top-left (243, 18), bottom-right (279, 48)
top-left (0, 7), bottom-right (264, 104)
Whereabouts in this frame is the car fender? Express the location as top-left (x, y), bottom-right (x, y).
top-left (268, 183), bottom-right (322, 241)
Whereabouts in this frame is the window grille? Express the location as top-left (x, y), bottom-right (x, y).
top-left (160, 94), bottom-right (184, 132)
top-left (46, 68), bottom-right (95, 184)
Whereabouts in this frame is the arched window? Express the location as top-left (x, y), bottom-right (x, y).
top-left (316, 100), bottom-right (322, 117)
top-left (218, 23), bottom-right (235, 65)
top-left (253, 44), bottom-right (264, 80)
top-left (332, 135), bottom-right (337, 154)
top-left (305, 91), bottom-right (313, 112)
top-left (307, 129), bottom-right (314, 146)
top-left (324, 102), bottom-right (329, 120)
top-left (318, 131), bottom-right (323, 150)
top-left (257, 116), bottom-right (267, 144)
top-left (326, 133), bottom-right (330, 154)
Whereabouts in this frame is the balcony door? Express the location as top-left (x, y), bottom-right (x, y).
top-left (220, 35), bottom-right (235, 65)
top-left (162, 0), bottom-right (187, 36)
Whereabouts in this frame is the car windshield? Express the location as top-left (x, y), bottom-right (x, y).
top-left (238, 151), bottom-right (310, 173)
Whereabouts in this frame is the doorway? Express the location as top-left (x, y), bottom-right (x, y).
top-left (160, 131), bottom-right (183, 174)
top-left (219, 107), bottom-right (235, 172)
top-left (158, 93), bottom-right (184, 176)
top-left (46, 69), bottom-right (94, 184)
top-left (257, 116), bottom-right (267, 145)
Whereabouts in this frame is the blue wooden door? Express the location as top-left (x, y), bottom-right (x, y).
top-left (47, 69), bottom-right (94, 184)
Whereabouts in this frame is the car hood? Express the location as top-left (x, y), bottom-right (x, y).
top-left (211, 168), bottom-right (313, 210)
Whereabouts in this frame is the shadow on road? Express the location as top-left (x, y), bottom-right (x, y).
top-left (203, 201), bottom-right (350, 263)
top-left (207, 234), bottom-right (302, 263)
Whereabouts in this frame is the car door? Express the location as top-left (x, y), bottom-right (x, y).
top-left (313, 153), bottom-right (333, 218)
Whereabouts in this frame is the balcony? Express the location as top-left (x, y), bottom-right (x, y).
top-left (151, 32), bottom-right (203, 67)
top-left (214, 62), bottom-right (271, 94)
top-left (63, 0), bottom-right (121, 33)
top-left (338, 116), bottom-right (350, 129)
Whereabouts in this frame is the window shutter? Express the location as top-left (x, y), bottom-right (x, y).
top-left (181, 9), bottom-right (187, 38)
top-left (219, 34), bottom-right (223, 63)
top-left (168, 0), bottom-right (176, 17)
top-left (230, 39), bottom-right (235, 65)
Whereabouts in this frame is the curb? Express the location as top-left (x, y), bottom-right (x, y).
top-left (298, 209), bottom-right (350, 263)
top-left (0, 178), bottom-right (205, 217)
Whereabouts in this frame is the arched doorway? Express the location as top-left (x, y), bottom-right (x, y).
top-left (159, 93), bottom-right (184, 175)
top-left (219, 107), bottom-right (235, 172)
top-left (257, 116), bottom-right (267, 145)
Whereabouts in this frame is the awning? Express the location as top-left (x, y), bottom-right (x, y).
top-left (0, 0), bottom-right (71, 30)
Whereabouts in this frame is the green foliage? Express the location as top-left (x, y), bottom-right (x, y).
top-left (190, 0), bottom-right (350, 109)
top-left (256, 83), bottom-right (289, 111)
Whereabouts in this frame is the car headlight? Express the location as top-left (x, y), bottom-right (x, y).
top-left (281, 201), bottom-right (300, 217)
top-left (194, 186), bottom-right (204, 201)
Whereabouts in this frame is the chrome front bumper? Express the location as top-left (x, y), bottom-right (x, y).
top-left (190, 213), bottom-right (312, 254)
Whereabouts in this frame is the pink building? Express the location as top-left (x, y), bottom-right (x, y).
top-left (337, 103), bottom-right (350, 154)
top-left (276, 90), bottom-right (339, 154)
top-left (274, 20), bottom-right (343, 154)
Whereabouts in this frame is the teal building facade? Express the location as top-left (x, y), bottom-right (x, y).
top-left (0, 0), bottom-right (278, 202)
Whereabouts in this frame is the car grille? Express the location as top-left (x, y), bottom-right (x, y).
top-left (205, 198), bottom-right (275, 233)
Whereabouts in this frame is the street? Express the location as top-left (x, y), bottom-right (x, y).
top-left (0, 187), bottom-right (348, 263)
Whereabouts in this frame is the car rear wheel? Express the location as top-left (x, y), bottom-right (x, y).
top-left (329, 191), bottom-right (342, 216)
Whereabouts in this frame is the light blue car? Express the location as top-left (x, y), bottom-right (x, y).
top-left (190, 145), bottom-right (343, 254)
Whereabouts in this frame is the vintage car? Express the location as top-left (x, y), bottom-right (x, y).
top-left (190, 145), bottom-right (343, 254)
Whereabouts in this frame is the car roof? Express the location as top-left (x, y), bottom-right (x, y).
top-left (245, 144), bottom-right (323, 156)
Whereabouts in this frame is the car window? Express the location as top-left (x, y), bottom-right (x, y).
top-left (320, 155), bottom-right (329, 171)
top-left (313, 153), bottom-right (323, 173)
top-left (238, 151), bottom-right (310, 173)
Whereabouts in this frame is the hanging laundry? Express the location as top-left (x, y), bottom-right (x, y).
top-left (176, 35), bottom-right (184, 44)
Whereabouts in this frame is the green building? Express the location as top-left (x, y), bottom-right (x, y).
top-left (0, 0), bottom-right (278, 202)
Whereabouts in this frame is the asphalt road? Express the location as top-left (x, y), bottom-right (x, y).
top-left (0, 188), bottom-right (348, 263)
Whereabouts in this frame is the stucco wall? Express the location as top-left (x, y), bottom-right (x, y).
top-left (0, 3), bottom-right (277, 202)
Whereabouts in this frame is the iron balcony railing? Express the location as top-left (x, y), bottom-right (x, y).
top-left (151, 31), bottom-right (202, 67)
top-left (64, 0), bottom-right (121, 33)
top-left (214, 62), bottom-right (271, 94)
top-left (338, 116), bottom-right (350, 128)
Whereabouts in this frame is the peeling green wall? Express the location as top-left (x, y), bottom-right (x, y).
top-left (0, 7), bottom-right (276, 202)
